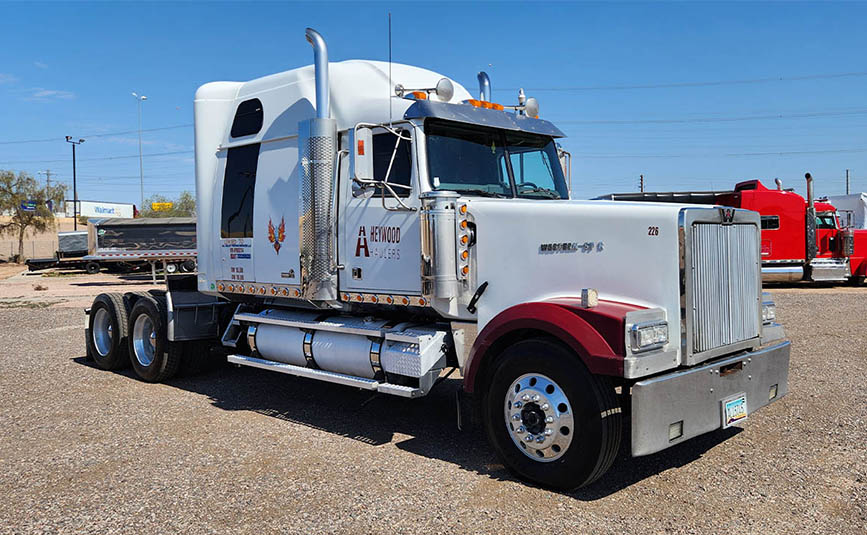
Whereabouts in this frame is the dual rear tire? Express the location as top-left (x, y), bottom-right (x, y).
top-left (88, 292), bottom-right (208, 382)
top-left (127, 295), bottom-right (181, 382)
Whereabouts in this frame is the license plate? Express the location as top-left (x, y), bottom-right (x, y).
top-left (722, 393), bottom-right (748, 428)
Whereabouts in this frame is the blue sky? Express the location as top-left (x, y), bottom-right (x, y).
top-left (0, 1), bottom-right (865, 205)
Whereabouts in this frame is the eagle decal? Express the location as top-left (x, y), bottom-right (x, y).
top-left (268, 216), bottom-right (286, 254)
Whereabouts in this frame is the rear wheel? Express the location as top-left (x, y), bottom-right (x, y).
top-left (87, 293), bottom-right (131, 370)
top-left (483, 338), bottom-right (622, 490)
top-left (128, 295), bottom-right (180, 382)
top-left (85, 262), bottom-right (100, 274)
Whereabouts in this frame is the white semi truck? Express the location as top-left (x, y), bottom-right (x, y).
top-left (84, 28), bottom-right (790, 489)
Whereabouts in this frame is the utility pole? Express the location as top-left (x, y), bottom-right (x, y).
top-left (65, 137), bottom-right (85, 230)
top-left (38, 170), bottom-right (53, 214)
top-left (132, 92), bottom-right (147, 210)
top-left (639, 174), bottom-right (645, 192)
top-left (39, 169), bottom-right (52, 190)
top-left (846, 169), bottom-right (850, 195)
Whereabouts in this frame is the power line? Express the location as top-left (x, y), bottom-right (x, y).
top-left (0, 150), bottom-right (192, 165)
top-left (555, 108), bottom-right (867, 125)
top-left (497, 71), bottom-right (867, 92)
top-left (575, 147), bottom-right (867, 159)
top-left (0, 124), bottom-right (193, 145)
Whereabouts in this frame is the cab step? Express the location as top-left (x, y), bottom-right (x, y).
top-left (227, 354), bottom-right (426, 398)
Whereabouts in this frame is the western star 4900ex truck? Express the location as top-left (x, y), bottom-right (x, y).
top-left (84, 28), bottom-right (790, 489)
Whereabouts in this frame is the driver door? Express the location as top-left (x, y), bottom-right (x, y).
top-left (339, 126), bottom-right (423, 296)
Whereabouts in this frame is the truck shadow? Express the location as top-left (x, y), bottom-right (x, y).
top-left (70, 280), bottom-right (157, 287)
top-left (72, 356), bottom-right (741, 500)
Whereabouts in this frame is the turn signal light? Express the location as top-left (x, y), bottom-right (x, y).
top-left (464, 99), bottom-right (504, 111)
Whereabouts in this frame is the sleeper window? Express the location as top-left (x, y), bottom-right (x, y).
top-left (220, 143), bottom-right (260, 238)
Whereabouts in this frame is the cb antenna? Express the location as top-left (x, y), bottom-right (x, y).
top-left (388, 12), bottom-right (393, 127)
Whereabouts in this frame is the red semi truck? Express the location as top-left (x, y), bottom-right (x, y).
top-left (602, 173), bottom-right (867, 284)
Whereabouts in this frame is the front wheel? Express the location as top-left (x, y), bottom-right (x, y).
top-left (483, 338), bottom-right (622, 490)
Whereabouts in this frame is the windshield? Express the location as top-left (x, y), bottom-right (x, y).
top-left (425, 120), bottom-right (568, 199)
top-left (816, 213), bottom-right (838, 229)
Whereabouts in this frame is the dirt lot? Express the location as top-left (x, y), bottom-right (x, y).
top-left (0, 265), bottom-right (161, 308)
top-left (0, 275), bottom-right (864, 534)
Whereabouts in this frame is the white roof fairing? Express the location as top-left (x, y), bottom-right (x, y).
top-left (222, 60), bottom-right (474, 145)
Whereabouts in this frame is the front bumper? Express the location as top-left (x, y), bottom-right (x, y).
top-left (630, 339), bottom-right (790, 456)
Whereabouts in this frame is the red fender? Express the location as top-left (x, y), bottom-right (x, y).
top-left (462, 299), bottom-right (645, 393)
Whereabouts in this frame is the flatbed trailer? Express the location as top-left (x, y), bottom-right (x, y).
top-left (84, 217), bottom-right (197, 277)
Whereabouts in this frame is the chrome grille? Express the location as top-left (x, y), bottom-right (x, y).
top-left (690, 223), bottom-right (760, 354)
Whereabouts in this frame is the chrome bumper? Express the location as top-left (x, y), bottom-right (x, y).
top-left (630, 340), bottom-right (790, 457)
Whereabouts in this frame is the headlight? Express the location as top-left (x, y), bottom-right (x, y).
top-left (630, 321), bottom-right (669, 353)
top-left (762, 292), bottom-right (776, 324)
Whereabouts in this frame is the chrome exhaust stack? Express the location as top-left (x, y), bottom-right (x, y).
top-left (805, 172), bottom-right (817, 262)
top-left (775, 178), bottom-right (783, 191)
top-left (477, 72), bottom-right (491, 102)
top-left (305, 28), bottom-right (330, 119)
top-left (299, 28), bottom-right (338, 302)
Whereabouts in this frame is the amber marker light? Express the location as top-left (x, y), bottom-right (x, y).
top-left (460, 220), bottom-right (468, 229)
top-left (459, 204), bottom-right (468, 214)
top-left (462, 266), bottom-right (470, 275)
top-left (461, 250), bottom-right (469, 260)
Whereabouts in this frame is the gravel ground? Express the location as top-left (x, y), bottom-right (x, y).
top-left (0, 289), bottom-right (864, 534)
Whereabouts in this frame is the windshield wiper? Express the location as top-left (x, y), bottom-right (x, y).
top-left (455, 189), bottom-right (510, 198)
top-left (517, 185), bottom-right (561, 199)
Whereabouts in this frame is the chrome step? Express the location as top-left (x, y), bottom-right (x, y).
top-left (227, 354), bottom-right (425, 398)
top-left (809, 257), bottom-right (850, 282)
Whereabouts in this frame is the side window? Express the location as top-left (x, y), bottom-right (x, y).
top-left (761, 215), bottom-right (780, 230)
top-left (230, 99), bottom-right (263, 138)
top-left (220, 143), bottom-right (260, 238)
top-left (372, 131), bottom-right (412, 197)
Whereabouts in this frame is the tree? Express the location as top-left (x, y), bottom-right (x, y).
top-left (138, 190), bottom-right (197, 218)
top-left (0, 170), bottom-right (67, 262)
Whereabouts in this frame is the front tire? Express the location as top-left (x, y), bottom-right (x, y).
top-left (483, 338), bottom-right (622, 490)
top-left (128, 295), bottom-right (180, 382)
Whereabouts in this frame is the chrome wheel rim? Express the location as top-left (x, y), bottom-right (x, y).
top-left (504, 373), bottom-right (575, 462)
top-left (132, 314), bottom-right (156, 367)
top-left (92, 308), bottom-right (113, 357)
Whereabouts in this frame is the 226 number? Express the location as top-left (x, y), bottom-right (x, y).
top-left (648, 226), bottom-right (659, 236)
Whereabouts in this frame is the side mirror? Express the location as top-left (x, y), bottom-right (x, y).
top-left (350, 126), bottom-right (374, 181)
